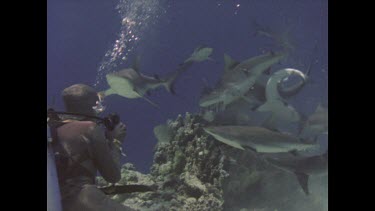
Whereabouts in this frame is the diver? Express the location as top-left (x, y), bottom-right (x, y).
top-left (48, 84), bottom-right (136, 211)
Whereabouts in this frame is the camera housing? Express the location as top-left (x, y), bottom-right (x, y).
top-left (102, 113), bottom-right (120, 131)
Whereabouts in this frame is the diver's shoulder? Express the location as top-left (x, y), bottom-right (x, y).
top-left (79, 121), bottom-right (99, 130)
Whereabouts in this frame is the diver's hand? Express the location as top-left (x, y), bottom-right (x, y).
top-left (108, 122), bottom-right (127, 143)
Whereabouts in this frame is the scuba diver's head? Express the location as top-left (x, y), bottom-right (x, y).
top-left (62, 84), bottom-right (105, 116)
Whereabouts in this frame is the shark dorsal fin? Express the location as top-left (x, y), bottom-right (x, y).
top-left (132, 55), bottom-right (141, 72)
top-left (195, 45), bottom-right (207, 52)
top-left (224, 54), bottom-right (240, 72)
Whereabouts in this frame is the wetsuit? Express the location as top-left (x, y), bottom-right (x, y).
top-left (53, 120), bottom-right (135, 211)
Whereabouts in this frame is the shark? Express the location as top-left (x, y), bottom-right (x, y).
top-left (252, 20), bottom-right (295, 53)
top-left (203, 126), bottom-right (317, 154)
top-left (184, 46), bottom-right (214, 63)
top-left (256, 68), bottom-right (307, 130)
top-left (277, 48), bottom-right (316, 99)
top-left (99, 47), bottom-right (213, 107)
top-left (277, 66), bottom-right (312, 98)
top-left (299, 104), bottom-right (328, 139)
top-left (264, 151), bottom-right (328, 195)
top-left (199, 51), bottom-right (287, 110)
top-left (200, 66), bottom-right (311, 125)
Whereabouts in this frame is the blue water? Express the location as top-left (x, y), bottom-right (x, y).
top-left (47, 0), bottom-right (327, 173)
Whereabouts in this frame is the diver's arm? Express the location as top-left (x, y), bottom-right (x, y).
top-left (86, 124), bottom-right (122, 183)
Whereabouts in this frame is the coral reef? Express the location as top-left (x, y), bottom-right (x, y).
top-left (97, 113), bottom-right (327, 211)
top-left (97, 113), bottom-right (228, 210)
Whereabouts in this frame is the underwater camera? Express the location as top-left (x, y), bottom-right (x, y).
top-left (47, 108), bottom-right (120, 131)
top-left (102, 113), bottom-right (120, 131)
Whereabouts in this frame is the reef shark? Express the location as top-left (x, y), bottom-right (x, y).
top-left (277, 67), bottom-right (312, 98)
top-left (299, 104), bottom-right (328, 139)
top-left (252, 20), bottom-right (295, 53)
top-left (264, 151), bottom-right (328, 195)
top-left (184, 46), bottom-right (213, 63)
top-left (203, 126), bottom-right (317, 153)
top-left (200, 66), bottom-right (311, 125)
top-left (199, 51), bottom-right (287, 110)
top-left (99, 47), bottom-right (213, 107)
top-left (256, 68), bottom-right (307, 130)
top-left (277, 49), bottom-right (316, 99)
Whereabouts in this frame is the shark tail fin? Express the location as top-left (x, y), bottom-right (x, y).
top-left (164, 76), bottom-right (176, 95)
top-left (163, 63), bottom-right (191, 95)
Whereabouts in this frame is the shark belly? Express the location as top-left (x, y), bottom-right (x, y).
top-left (108, 77), bottom-right (140, 98)
top-left (252, 141), bottom-right (297, 153)
top-left (253, 138), bottom-right (315, 153)
top-left (204, 129), bottom-right (245, 150)
top-left (253, 144), bottom-right (291, 153)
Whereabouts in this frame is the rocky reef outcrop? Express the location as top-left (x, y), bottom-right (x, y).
top-left (97, 113), bottom-right (327, 211)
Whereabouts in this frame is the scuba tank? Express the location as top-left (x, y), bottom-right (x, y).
top-left (46, 108), bottom-right (121, 211)
top-left (47, 120), bottom-right (63, 211)
top-left (46, 108), bottom-right (123, 211)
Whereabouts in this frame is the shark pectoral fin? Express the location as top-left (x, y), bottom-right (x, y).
top-left (243, 145), bottom-right (258, 153)
top-left (133, 88), bottom-right (160, 108)
top-left (142, 96), bottom-right (160, 109)
top-left (295, 172), bottom-right (310, 195)
top-left (164, 78), bottom-right (176, 95)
